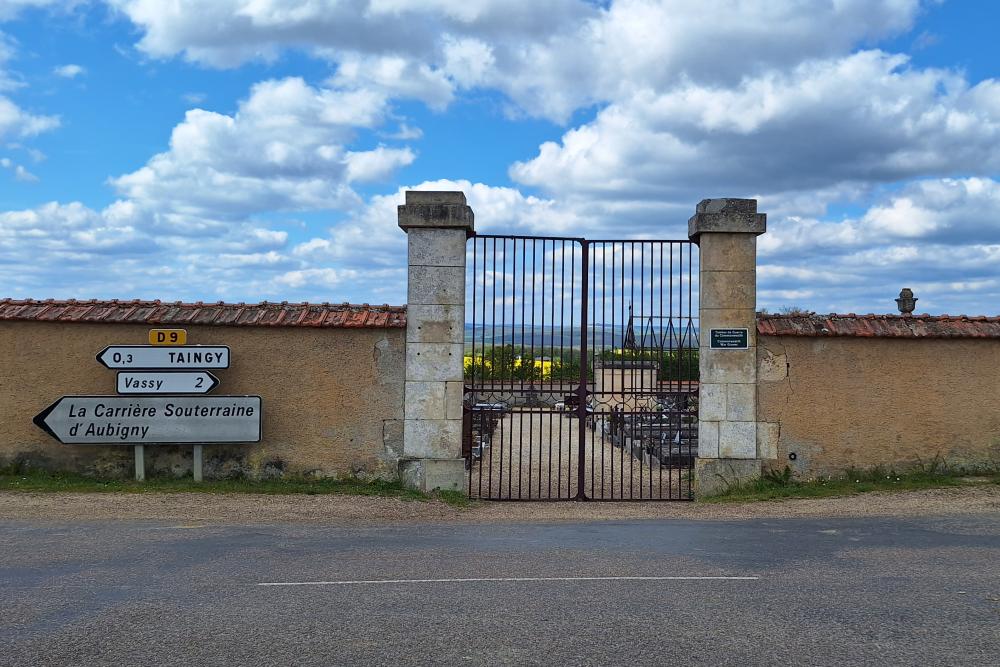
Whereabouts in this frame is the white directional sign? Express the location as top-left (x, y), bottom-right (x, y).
top-left (96, 345), bottom-right (230, 369)
top-left (33, 395), bottom-right (261, 444)
top-left (116, 371), bottom-right (220, 394)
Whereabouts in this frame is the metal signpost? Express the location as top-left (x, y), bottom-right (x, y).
top-left (709, 328), bottom-right (749, 350)
top-left (34, 331), bottom-right (258, 482)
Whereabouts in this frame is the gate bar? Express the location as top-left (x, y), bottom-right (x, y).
top-left (576, 241), bottom-right (589, 500)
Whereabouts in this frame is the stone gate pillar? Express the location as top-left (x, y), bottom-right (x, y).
top-left (397, 191), bottom-right (474, 492)
top-left (688, 198), bottom-right (766, 496)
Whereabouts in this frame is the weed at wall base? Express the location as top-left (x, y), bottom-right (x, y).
top-left (701, 459), bottom-right (999, 503)
top-left (0, 468), bottom-right (474, 507)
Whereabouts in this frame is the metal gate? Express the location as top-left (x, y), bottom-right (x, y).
top-left (464, 235), bottom-right (699, 500)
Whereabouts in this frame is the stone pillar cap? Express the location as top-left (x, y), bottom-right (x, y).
top-left (688, 198), bottom-right (766, 242)
top-left (398, 190), bottom-right (475, 234)
top-left (406, 191), bottom-right (466, 205)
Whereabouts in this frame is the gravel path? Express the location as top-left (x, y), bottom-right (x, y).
top-left (1, 485), bottom-right (997, 526)
top-left (469, 411), bottom-right (691, 499)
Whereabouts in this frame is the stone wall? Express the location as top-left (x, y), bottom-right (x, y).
top-left (757, 329), bottom-right (1000, 478)
top-left (0, 319), bottom-right (405, 480)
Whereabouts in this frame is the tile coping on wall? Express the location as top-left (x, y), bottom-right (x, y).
top-left (0, 298), bottom-right (406, 329)
top-left (757, 313), bottom-right (1000, 339)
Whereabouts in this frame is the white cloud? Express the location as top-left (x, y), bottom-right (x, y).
top-left (0, 199), bottom-right (301, 300)
top-left (289, 178), bottom-right (582, 278)
top-left (512, 51), bottom-right (1000, 203)
top-left (109, 77), bottom-right (412, 219)
top-left (344, 145), bottom-right (415, 182)
top-left (0, 64), bottom-right (425, 302)
top-left (503, 0), bottom-right (924, 121)
top-left (380, 122), bottom-right (422, 140)
top-left (266, 178), bottom-right (580, 302)
top-left (761, 178), bottom-right (1000, 259)
top-left (0, 95), bottom-right (59, 139)
top-left (275, 267), bottom-right (356, 290)
top-left (273, 175), bottom-right (1000, 314)
top-left (0, 25), bottom-right (60, 143)
top-left (0, 64), bottom-right (424, 302)
top-left (0, 30), bottom-right (18, 90)
top-left (0, 0), bottom-right (70, 21)
top-left (7, 171), bottom-right (1000, 314)
top-left (0, 201), bottom-right (152, 259)
top-left (12, 162), bottom-right (35, 180)
top-left (0, 189), bottom-right (410, 303)
top-left (53, 63), bottom-right (85, 78)
top-left (107, 0), bottom-right (587, 70)
top-left (105, 1), bottom-right (922, 114)
top-left (328, 54), bottom-right (453, 109)
top-left (440, 36), bottom-right (494, 88)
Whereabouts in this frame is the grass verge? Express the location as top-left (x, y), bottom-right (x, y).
top-left (702, 467), bottom-right (1000, 503)
top-left (0, 468), bottom-right (473, 507)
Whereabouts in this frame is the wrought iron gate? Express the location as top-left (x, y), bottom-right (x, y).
top-left (464, 235), bottom-right (699, 500)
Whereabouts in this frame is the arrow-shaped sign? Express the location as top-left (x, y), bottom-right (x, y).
top-left (116, 371), bottom-right (220, 394)
top-left (33, 395), bottom-right (261, 444)
top-left (96, 345), bottom-right (230, 369)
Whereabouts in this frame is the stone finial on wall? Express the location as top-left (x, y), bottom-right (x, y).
top-left (895, 288), bottom-right (917, 315)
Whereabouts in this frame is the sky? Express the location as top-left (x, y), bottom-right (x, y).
top-left (1, 0), bottom-right (999, 315)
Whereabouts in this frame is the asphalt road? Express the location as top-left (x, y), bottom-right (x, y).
top-left (2, 514), bottom-right (999, 666)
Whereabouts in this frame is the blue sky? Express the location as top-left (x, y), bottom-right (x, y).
top-left (4, 3), bottom-right (576, 211)
top-left (2, 1), bottom-right (999, 314)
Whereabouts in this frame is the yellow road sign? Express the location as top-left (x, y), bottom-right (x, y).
top-left (148, 329), bottom-right (187, 345)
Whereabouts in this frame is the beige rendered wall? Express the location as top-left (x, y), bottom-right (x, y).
top-left (0, 321), bottom-right (404, 479)
top-left (593, 368), bottom-right (659, 411)
top-left (757, 335), bottom-right (1000, 477)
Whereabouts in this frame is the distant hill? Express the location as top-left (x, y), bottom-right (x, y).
top-left (463, 323), bottom-right (699, 350)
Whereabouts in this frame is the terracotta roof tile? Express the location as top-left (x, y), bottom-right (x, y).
top-left (757, 313), bottom-right (1000, 339)
top-left (0, 299), bottom-right (406, 329)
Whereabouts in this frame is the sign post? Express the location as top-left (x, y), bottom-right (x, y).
top-left (135, 444), bottom-right (145, 481)
top-left (192, 444), bottom-right (203, 482)
top-left (34, 333), bottom-right (260, 483)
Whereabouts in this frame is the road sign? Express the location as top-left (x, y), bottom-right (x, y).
top-left (33, 395), bottom-right (261, 444)
top-left (149, 329), bottom-right (187, 345)
top-left (116, 371), bottom-right (219, 394)
top-left (96, 345), bottom-right (230, 369)
top-left (709, 328), bottom-right (749, 349)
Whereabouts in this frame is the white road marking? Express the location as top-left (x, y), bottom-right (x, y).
top-left (258, 576), bottom-right (759, 587)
